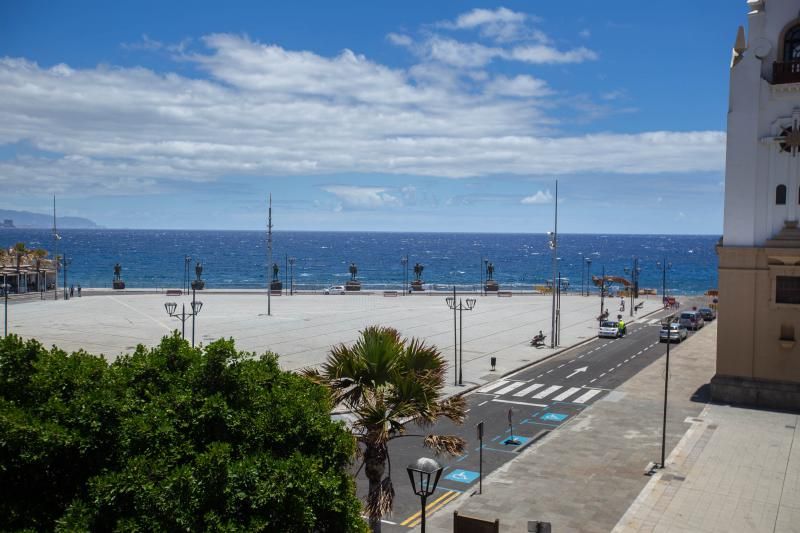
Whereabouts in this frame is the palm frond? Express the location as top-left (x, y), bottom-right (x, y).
top-left (365, 476), bottom-right (395, 521)
top-left (423, 434), bottom-right (466, 456)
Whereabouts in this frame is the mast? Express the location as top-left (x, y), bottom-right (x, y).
top-left (52, 196), bottom-right (59, 301)
top-left (267, 194), bottom-right (272, 316)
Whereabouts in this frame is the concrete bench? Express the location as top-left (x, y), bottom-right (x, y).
top-left (166, 289), bottom-right (182, 296)
top-left (497, 291), bottom-right (513, 297)
top-left (383, 291), bottom-right (399, 297)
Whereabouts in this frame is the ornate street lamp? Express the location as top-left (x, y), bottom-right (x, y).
top-left (407, 457), bottom-right (444, 533)
top-left (585, 257), bottom-right (593, 296)
top-left (657, 258), bottom-right (672, 305)
top-left (164, 300), bottom-right (202, 346)
top-left (446, 288), bottom-right (477, 386)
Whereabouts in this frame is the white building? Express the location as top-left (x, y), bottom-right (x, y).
top-left (714, 0), bottom-right (800, 409)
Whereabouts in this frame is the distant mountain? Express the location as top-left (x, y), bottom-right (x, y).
top-left (0, 209), bottom-right (100, 229)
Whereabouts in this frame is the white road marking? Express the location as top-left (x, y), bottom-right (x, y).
top-left (608, 367), bottom-right (615, 372)
top-left (624, 359), bottom-right (629, 363)
top-left (537, 374), bottom-right (544, 378)
top-left (533, 385), bottom-right (561, 399)
top-left (616, 363), bottom-right (622, 368)
top-left (552, 387), bottom-right (582, 402)
top-left (494, 381), bottom-right (526, 395)
top-left (573, 389), bottom-right (603, 404)
top-left (478, 400), bottom-right (489, 407)
top-left (492, 398), bottom-right (548, 408)
top-left (637, 351), bottom-right (643, 355)
top-left (513, 383), bottom-right (545, 397)
top-left (477, 380), bottom-right (510, 393)
top-left (589, 378), bottom-right (597, 384)
top-left (568, 359), bottom-right (575, 363)
top-left (578, 354), bottom-right (585, 358)
top-left (546, 369), bottom-right (553, 374)
top-left (558, 364), bottom-right (565, 369)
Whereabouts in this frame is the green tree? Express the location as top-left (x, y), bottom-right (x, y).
top-left (303, 326), bottom-right (467, 533)
top-left (0, 334), bottom-right (367, 532)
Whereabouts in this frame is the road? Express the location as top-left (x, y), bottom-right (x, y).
top-left (355, 301), bottom-right (706, 530)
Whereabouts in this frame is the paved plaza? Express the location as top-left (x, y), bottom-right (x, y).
top-left (4, 291), bottom-right (661, 395)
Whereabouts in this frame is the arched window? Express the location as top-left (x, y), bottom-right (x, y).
top-left (777, 184), bottom-right (787, 205)
top-left (786, 25), bottom-right (800, 62)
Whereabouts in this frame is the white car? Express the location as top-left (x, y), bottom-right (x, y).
top-left (324, 285), bottom-right (346, 295)
top-left (598, 320), bottom-right (623, 338)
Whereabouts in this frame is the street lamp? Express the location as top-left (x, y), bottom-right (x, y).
top-left (164, 301), bottom-right (201, 342)
top-left (578, 252), bottom-right (584, 299)
top-left (407, 457), bottom-right (443, 533)
top-left (585, 258), bottom-right (592, 296)
top-left (288, 256), bottom-right (296, 295)
top-left (61, 254), bottom-right (72, 301)
top-left (483, 258), bottom-right (488, 296)
top-left (183, 255), bottom-right (192, 293)
top-left (401, 255), bottom-right (408, 294)
top-left (657, 258), bottom-right (672, 306)
top-left (624, 257), bottom-right (641, 317)
top-left (2, 274), bottom-right (8, 337)
top-left (548, 230), bottom-right (558, 348)
top-left (659, 328), bottom-right (672, 469)
top-left (446, 287), bottom-right (477, 386)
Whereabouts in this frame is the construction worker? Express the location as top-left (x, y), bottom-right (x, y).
top-left (618, 318), bottom-right (626, 337)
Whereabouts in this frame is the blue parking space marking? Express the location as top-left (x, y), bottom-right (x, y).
top-left (540, 412), bottom-right (568, 422)
top-left (444, 469), bottom-right (480, 484)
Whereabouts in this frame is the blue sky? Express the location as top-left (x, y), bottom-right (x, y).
top-left (0, 1), bottom-right (741, 233)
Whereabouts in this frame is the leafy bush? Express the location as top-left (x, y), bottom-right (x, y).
top-left (0, 334), bottom-right (366, 532)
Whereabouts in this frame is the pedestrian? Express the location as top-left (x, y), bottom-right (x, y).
top-left (70, 284), bottom-right (74, 297)
top-left (77, 284), bottom-right (81, 297)
top-left (619, 297), bottom-right (625, 312)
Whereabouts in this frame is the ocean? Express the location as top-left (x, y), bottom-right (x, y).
top-left (0, 229), bottom-right (719, 295)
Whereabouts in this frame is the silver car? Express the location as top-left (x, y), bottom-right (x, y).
top-left (678, 311), bottom-right (704, 331)
top-left (660, 322), bottom-right (688, 343)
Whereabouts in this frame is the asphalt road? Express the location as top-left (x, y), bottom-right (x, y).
top-left (356, 301), bottom-right (708, 530)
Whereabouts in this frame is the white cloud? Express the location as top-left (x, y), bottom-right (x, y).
top-left (521, 190), bottom-right (554, 204)
top-left (447, 7), bottom-right (529, 42)
top-left (510, 44), bottom-right (598, 64)
top-left (579, 29), bottom-right (591, 39)
top-left (322, 186), bottom-right (401, 209)
top-left (486, 75), bottom-right (552, 97)
top-left (387, 33), bottom-right (413, 47)
top-left (0, 35), bottom-right (726, 197)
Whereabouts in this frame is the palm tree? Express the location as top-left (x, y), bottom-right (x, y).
top-left (303, 326), bottom-right (466, 533)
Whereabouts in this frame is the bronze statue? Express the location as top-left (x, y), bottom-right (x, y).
top-left (195, 261), bottom-right (203, 281)
top-left (113, 263), bottom-right (122, 281)
top-left (413, 263), bottom-right (424, 281)
top-left (349, 262), bottom-right (358, 281)
top-left (272, 263), bottom-right (279, 281)
top-left (487, 262), bottom-right (494, 281)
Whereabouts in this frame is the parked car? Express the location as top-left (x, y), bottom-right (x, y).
top-left (660, 322), bottom-right (688, 343)
top-left (678, 311), bottom-right (704, 331)
top-left (598, 320), bottom-right (623, 338)
top-left (323, 285), bottom-right (346, 295)
top-left (698, 307), bottom-right (716, 321)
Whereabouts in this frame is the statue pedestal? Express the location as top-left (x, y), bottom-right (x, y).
top-left (191, 280), bottom-right (205, 290)
top-left (112, 280), bottom-right (125, 290)
top-left (345, 280), bottom-right (361, 292)
top-left (411, 280), bottom-right (424, 292)
top-left (270, 280), bottom-right (282, 291)
top-left (485, 280), bottom-right (499, 292)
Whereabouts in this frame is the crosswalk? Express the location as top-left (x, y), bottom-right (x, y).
top-left (477, 380), bottom-right (604, 404)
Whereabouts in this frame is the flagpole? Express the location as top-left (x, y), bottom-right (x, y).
top-left (267, 194), bottom-right (273, 316)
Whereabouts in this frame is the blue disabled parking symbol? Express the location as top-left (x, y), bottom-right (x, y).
top-left (540, 412), bottom-right (569, 422)
top-left (444, 469), bottom-right (480, 484)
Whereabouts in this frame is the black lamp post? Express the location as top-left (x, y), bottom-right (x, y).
top-left (183, 255), bottom-right (192, 293)
top-left (659, 331), bottom-right (671, 469)
top-left (288, 256), bottom-right (296, 295)
top-left (446, 288), bottom-right (477, 386)
top-left (61, 254), bottom-right (72, 301)
top-left (585, 257), bottom-right (592, 296)
top-left (3, 274), bottom-right (8, 337)
top-left (579, 252), bottom-right (584, 299)
top-left (624, 257), bottom-right (641, 317)
top-left (164, 301), bottom-right (199, 341)
top-left (657, 258), bottom-right (672, 305)
top-left (407, 457), bottom-right (444, 533)
top-left (401, 255), bottom-right (408, 294)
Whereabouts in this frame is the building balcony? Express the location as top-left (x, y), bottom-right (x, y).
top-left (773, 61), bottom-right (800, 84)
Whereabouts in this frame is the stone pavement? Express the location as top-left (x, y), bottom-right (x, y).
top-left (426, 319), bottom-right (718, 532)
top-left (4, 291), bottom-right (660, 398)
top-left (615, 381), bottom-right (800, 531)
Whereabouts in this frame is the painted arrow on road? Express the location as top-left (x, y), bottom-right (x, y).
top-left (566, 366), bottom-right (588, 379)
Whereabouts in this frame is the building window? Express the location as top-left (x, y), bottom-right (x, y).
top-left (776, 276), bottom-right (800, 304)
top-left (785, 25), bottom-right (800, 62)
top-left (776, 184), bottom-right (787, 205)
